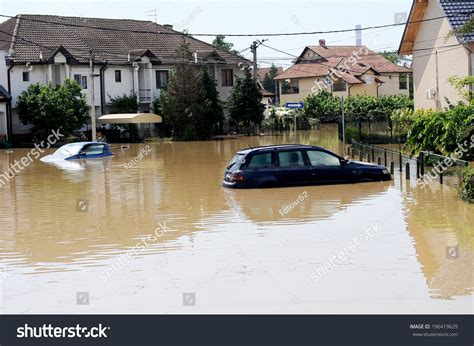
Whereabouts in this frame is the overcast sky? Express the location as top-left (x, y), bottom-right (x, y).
top-left (0, 0), bottom-right (413, 67)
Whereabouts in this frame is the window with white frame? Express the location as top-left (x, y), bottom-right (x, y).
top-left (156, 70), bottom-right (169, 89)
top-left (73, 74), bottom-right (88, 89)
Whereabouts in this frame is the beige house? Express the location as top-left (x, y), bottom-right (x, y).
top-left (275, 40), bottom-right (411, 105)
top-left (399, 0), bottom-right (474, 110)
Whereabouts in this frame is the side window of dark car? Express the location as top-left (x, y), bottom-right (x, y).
top-left (307, 150), bottom-right (341, 166)
top-left (246, 152), bottom-right (273, 168)
top-left (83, 144), bottom-right (105, 156)
top-left (278, 151), bottom-right (305, 168)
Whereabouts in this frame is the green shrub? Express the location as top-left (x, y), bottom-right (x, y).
top-left (406, 104), bottom-right (474, 157)
top-left (458, 167), bottom-right (474, 203)
top-left (108, 92), bottom-right (138, 114)
top-left (183, 124), bottom-right (198, 141)
top-left (303, 90), bottom-right (341, 123)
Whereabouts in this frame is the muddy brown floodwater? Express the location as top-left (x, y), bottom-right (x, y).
top-left (0, 126), bottom-right (472, 313)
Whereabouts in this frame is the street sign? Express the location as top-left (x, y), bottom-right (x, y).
top-left (285, 102), bottom-right (304, 109)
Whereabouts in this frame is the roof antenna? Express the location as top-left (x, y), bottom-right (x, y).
top-left (145, 9), bottom-right (157, 23)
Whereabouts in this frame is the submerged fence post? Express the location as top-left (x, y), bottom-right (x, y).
top-left (440, 172), bottom-right (443, 184)
top-left (399, 151), bottom-right (402, 172)
top-left (377, 157), bottom-right (381, 165)
top-left (406, 162), bottom-right (410, 180)
top-left (420, 152), bottom-right (425, 176)
top-left (367, 154), bottom-right (371, 162)
top-left (390, 161), bottom-right (394, 174)
top-left (416, 158), bottom-right (420, 178)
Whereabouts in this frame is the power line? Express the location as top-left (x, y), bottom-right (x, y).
top-left (0, 14), bottom-right (447, 37)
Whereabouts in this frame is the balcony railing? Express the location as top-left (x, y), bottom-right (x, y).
top-left (139, 89), bottom-right (152, 103)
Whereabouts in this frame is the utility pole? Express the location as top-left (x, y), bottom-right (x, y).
top-left (89, 51), bottom-right (97, 141)
top-left (250, 39), bottom-right (267, 81)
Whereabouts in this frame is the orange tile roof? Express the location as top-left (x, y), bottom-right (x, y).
top-left (275, 45), bottom-right (411, 82)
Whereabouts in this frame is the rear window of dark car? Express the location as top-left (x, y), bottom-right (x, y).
top-left (226, 154), bottom-right (246, 172)
top-left (246, 152), bottom-right (273, 168)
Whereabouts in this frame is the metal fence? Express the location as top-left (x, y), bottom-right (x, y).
top-left (350, 142), bottom-right (469, 188)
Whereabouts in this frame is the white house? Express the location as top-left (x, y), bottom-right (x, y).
top-left (399, 0), bottom-right (474, 110)
top-left (0, 14), bottom-right (250, 142)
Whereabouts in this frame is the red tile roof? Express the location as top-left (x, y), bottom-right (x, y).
top-left (275, 45), bottom-right (410, 82)
top-left (274, 58), bottom-right (342, 80)
top-left (306, 45), bottom-right (411, 73)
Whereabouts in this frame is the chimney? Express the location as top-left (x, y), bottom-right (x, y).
top-left (163, 24), bottom-right (173, 30)
top-left (356, 25), bottom-right (362, 46)
top-left (319, 39), bottom-right (327, 48)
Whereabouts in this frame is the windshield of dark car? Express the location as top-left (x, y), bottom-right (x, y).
top-left (226, 154), bottom-right (245, 171)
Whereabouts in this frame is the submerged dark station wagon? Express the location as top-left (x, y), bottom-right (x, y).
top-left (223, 144), bottom-right (391, 189)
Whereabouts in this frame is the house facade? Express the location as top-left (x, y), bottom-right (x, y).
top-left (275, 40), bottom-right (412, 105)
top-left (0, 15), bottom-right (249, 142)
top-left (399, 0), bottom-right (474, 110)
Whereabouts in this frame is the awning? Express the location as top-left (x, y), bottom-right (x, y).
top-left (98, 113), bottom-right (162, 124)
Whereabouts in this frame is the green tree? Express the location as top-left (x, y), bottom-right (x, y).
top-left (379, 50), bottom-right (403, 65)
top-left (303, 90), bottom-right (341, 123)
top-left (160, 39), bottom-right (205, 139)
top-left (212, 35), bottom-right (238, 54)
top-left (447, 76), bottom-right (474, 104)
top-left (449, 17), bottom-right (474, 38)
top-left (16, 79), bottom-right (89, 140)
top-left (228, 67), bottom-right (265, 133)
top-left (262, 64), bottom-right (280, 92)
top-left (199, 67), bottom-right (224, 136)
top-left (108, 92), bottom-right (138, 113)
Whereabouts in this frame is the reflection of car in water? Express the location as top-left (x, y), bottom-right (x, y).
top-left (40, 142), bottom-right (114, 162)
top-left (223, 144), bottom-right (391, 189)
top-left (224, 182), bottom-right (391, 223)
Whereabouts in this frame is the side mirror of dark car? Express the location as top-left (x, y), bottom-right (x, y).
top-left (340, 158), bottom-right (348, 165)
top-left (79, 150), bottom-right (86, 156)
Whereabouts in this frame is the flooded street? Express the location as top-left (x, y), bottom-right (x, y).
top-left (0, 125), bottom-right (472, 314)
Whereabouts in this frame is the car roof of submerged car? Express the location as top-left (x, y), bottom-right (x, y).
top-left (60, 142), bottom-right (108, 148)
top-left (236, 144), bottom-right (323, 155)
